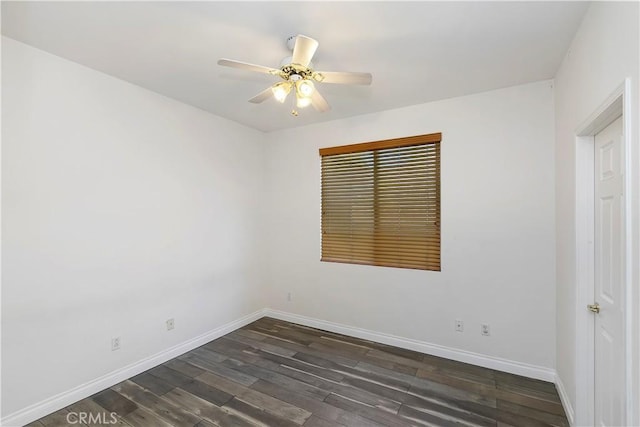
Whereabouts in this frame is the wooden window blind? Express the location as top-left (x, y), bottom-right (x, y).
top-left (319, 133), bottom-right (441, 271)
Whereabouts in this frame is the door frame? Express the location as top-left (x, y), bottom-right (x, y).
top-left (574, 79), bottom-right (632, 426)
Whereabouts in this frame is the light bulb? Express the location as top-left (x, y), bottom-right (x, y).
top-left (272, 82), bottom-right (291, 103)
top-left (297, 80), bottom-right (315, 97)
top-left (296, 95), bottom-right (312, 108)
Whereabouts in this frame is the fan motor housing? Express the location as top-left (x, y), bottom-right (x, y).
top-left (280, 64), bottom-right (313, 81)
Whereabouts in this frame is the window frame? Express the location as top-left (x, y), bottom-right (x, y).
top-left (319, 132), bottom-right (441, 271)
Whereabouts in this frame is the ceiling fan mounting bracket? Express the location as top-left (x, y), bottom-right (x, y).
top-left (286, 35), bottom-right (297, 51)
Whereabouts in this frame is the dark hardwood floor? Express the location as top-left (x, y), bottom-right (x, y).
top-left (28, 317), bottom-right (568, 426)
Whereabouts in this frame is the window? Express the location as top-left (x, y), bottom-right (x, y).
top-left (320, 133), bottom-right (441, 271)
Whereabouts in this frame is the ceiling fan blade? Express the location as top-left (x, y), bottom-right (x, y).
top-left (311, 90), bottom-right (331, 112)
top-left (314, 71), bottom-right (372, 85)
top-left (291, 35), bottom-right (319, 68)
top-left (248, 86), bottom-right (274, 104)
top-left (218, 58), bottom-right (280, 75)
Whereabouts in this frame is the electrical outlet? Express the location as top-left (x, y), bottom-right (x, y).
top-left (287, 292), bottom-right (292, 302)
top-left (455, 319), bottom-right (464, 332)
top-left (166, 318), bottom-right (175, 331)
top-left (481, 323), bottom-right (490, 336)
top-left (111, 337), bottom-right (121, 351)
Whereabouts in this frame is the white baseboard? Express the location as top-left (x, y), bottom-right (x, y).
top-left (555, 373), bottom-right (575, 426)
top-left (1, 308), bottom-right (267, 427)
top-left (3, 307), bottom-right (561, 426)
top-left (264, 308), bottom-right (557, 382)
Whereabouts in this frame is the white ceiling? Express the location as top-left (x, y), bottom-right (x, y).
top-left (2, 1), bottom-right (589, 132)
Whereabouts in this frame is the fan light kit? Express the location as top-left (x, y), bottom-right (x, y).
top-left (218, 34), bottom-right (372, 116)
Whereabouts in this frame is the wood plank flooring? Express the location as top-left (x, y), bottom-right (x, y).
top-left (28, 317), bottom-right (568, 426)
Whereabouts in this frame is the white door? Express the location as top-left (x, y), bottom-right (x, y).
top-left (593, 116), bottom-right (625, 426)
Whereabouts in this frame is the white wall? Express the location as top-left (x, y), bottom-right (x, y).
top-left (1, 37), bottom-right (266, 419)
top-left (263, 81), bottom-right (556, 372)
top-left (553, 2), bottom-right (640, 425)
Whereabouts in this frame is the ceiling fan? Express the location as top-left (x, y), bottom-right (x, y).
top-left (217, 34), bottom-right (372, 116)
